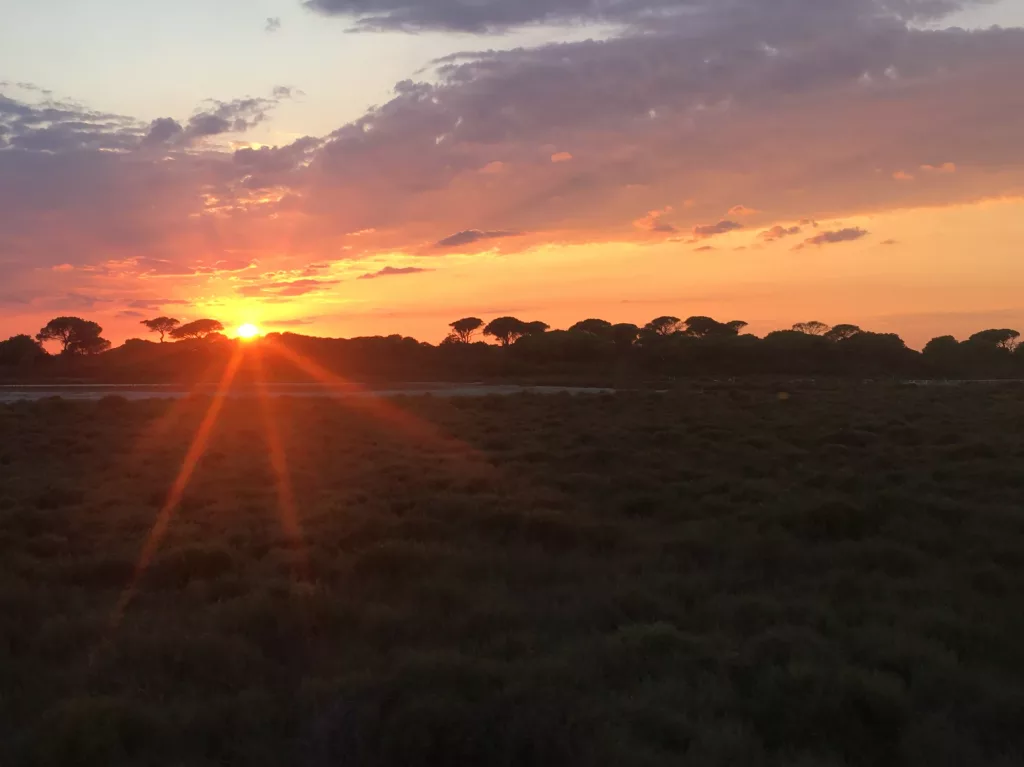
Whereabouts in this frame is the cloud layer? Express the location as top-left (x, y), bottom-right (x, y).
top-left (1, 0), bottom-right (1023, 328)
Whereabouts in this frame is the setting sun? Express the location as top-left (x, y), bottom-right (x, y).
top-left (235, 323), bottom-right (262, 340)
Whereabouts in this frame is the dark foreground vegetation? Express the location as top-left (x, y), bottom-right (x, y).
top-left (2, 385), bottom-right (1024, 765)
top-left (2, 314), bottom-right (1024, 383)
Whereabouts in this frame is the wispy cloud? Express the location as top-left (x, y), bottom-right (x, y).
top-left (358, 266), bottom-right (433, 280)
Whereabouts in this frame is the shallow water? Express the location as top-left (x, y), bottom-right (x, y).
top-left (0, 383), bottom-right (615, 403)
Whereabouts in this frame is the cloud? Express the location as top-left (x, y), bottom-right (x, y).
top-left (893, 170), bottom-right (915, 181)
top-left (116, 310), bottom-right (147, 319)
top-left (692, 220), bottom-right (742, 239)
top-left (127, 298), bottom-right (193, 310)
top-left (760, 225), bottom-right (802, 241)
top-left (237, 278), bottom-right (341, 298)
top-left (266, 318), bottom-right (318, 327)
top-left (634, 207), bottom-right (677, 233)
top-left (266, 17), bottom-right (282, 33)
top-left (729, 205), bottom-right (758, 217)
top-left (694, 245), bottom-right (716, 251)
top-left (433, 229), bottom-right (521, 248)
top-left (142, 90), bottom-right (295, 147)
top-left (358, 266), bottom-right (433, 279)
top-left (3, 0), bottom-right (1024, 316)
top-left (304, 0), bottom-right (969, 33)
top-left (480, 161), bottom-right (506, 174)
top-left (880, 238), bottom-right (899, 245)
top-left (796, 227), bottom-right (870, 249)
top-left (550, 151), bottom-right (573, 163)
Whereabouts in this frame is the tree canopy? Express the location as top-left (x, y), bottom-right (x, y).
top-left (0, 335), bottom-right (47, 365)
top-left (140, 317), bottom-right (181, 343)
top-left (449, 317), bottom-right (484, 344)
top-left (793, 321), bottom-right (831, 336)
top-left (36, 317), bottom-right (111, 355)
top-left (483, 317), bottom-right (528, 346)
top-left (170, 319), bottom-right (225, 340)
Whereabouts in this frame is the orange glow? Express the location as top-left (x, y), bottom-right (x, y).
top-left (235, 323), bottom-right (262, 340)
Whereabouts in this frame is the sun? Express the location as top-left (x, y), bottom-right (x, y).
top-left (235, 323), bottom-right (262, 340)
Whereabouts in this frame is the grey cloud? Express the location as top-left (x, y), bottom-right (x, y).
top-left (358, 265), bottom-right (433, 279)
top-left (127, 298), bottom-right (193, 310)
top-left (143, 117), bottom-right (184, 146)
top-left (760, 225), bottom-right (803, 241)
top-left (305, 0), bottom-right (982, 33)
top-left (434, 229), bottom-right (521, 248)
top-left (266, 17), bottom-right (282, 32)
top-left (144, 90), bottom-right (295, 147)
top-left (117, 309), bottom-right (147, 319)
top-left (797, 227), bottom-right (870, 248)
top-left (692, 220), bottom-right (742, 238)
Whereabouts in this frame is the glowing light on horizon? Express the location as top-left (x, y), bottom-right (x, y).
top-left (236, 323), bottom-right (262, 340)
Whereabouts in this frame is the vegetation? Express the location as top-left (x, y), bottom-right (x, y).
top-left (5, 314), bottom-right (1024, 383)
top-left (35, 317), bottom-right (111, 356)
top-left (140, 317), bottom-right (180, 343)
top-left (1, 385), bottom-right (1023, 765)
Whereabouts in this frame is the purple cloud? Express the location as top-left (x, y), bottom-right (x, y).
top-left (358, 266), bottom-right (433, 280)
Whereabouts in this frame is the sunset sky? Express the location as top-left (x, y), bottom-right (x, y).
top-left (2, 0), bottom-right (1023, 347)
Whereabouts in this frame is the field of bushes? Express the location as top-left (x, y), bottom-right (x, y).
top-left (1, 384), bottom-right (1023, 765)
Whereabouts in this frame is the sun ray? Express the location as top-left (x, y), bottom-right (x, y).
top-left (264, 341), bottom-right (482, 463)
top-left (253, 346), bottom-right (309, 581)
top-left (109, 343), bottom-right (246, 628)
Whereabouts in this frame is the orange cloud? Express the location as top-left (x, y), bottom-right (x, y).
top-left (921, 162), bottom-right (957, 174)
top-left (551, 151), bottom-right (573, 163)
top-left (892, 171), bottom-right (914, 181)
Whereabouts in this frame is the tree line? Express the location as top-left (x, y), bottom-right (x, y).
top-left (1, 313), bottom-right (1021, 381)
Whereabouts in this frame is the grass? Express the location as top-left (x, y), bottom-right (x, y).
top-left (1, 383), bottom-right (1024, 765)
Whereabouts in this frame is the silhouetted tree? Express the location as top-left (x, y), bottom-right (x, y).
top-left (569, 319), bottom-right (614, 337)
top-left (793, 321), bottom-right (831, 336)
top-left (484, 317), bottom-right (528, 347)
top-left (140, 316), bottom-right (180, 343)
top-left (36, 317), bottom-right (111, 355)
top-left (611, 323), bottom-right (640, 350)
top-left (645, 316), bottom-right (684, 336)
top-left (523, 321), bottom-right (550, 337)
top-left (0, 334), bottom-right (47, 366)
top-left (968, 328), bottom-right (1020, 351)
top-left (170, 319), bottom-right (225, 340)
top-left (825, 324), bottom-right (862, 342)
top-left (449, 317), bottom-right (484, 344)
top-left (684, 316), bottom-right (747, 338)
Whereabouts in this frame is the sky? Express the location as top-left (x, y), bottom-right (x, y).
top-left (2, 0), bottom-right (1023, 348)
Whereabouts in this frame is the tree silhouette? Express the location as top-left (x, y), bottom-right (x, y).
top-left (968, 329), bottom-right (1020, 351)
top-left (611, 323), bottom-right (640, 350)
top-left (449, 317), bottom-right (484, 344)
top-left (645, 316), bottom-right (684, 336)
top-left (793, 321), bottom-right (831, 336)
top-left (170, 319), bottom-right (225, 340)
top-left (684, 316), bottom-right (747, 338)
top-left (569, 319), bottom-right (614, 337)
top-left (140, 317), bottom-right (180, 343)
top-left (484, 317), bottom-right (528, 346)
top-left (523, 321), bottom-right (550, 337)
top-left (825, 324), bottom-right (862, 342)
top-left (36, 317), bottom-right (111, 355)
top-left (0, 335), bottom-right (46, 365)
